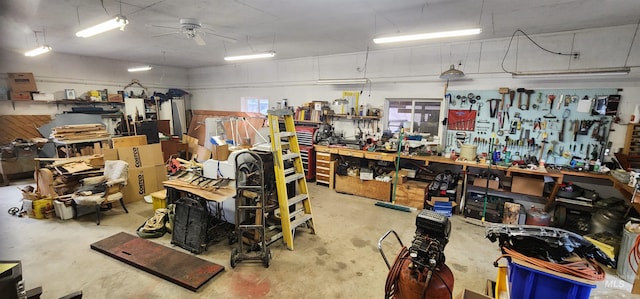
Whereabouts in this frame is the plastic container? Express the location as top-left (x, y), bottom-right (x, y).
top-left (53, 200), bottom-right (74, 220)
top-left (508, 259), bottom-right (596, 299)
top-left (459, 144), bottom-right (478, 161)
top-left (150, 189), bottom-right (167, 210)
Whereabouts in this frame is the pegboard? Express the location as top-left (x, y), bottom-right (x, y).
top-left (444, 88), bottom-right (619, 164)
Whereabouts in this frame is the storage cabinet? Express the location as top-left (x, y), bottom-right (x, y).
top-left (315, 151), bottom-right (336, 186)
top-left (334, 175), bottom-right (391, 201)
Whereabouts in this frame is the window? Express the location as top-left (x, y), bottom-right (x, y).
top-left (385, 98), bottom-right (443, 139)
top-left (242, 97), bottom-right (270, 115)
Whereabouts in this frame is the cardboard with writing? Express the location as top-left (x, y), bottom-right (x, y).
top-left (117, 143), bottom-right (163, 168)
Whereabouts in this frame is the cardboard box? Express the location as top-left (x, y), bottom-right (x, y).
top-left (360, 168), bottom-right (373, 180)
top-left (456, 289), bottom-right (492, 299)
top-left (117, 144), bottom-right (163, 168)
top-left (103, 148), bottom-right (118, 161)
top-left (8, 73), bottom-right (37, 92)
top-left (123, 164), bottom-right (167, 203)
top-left (9, 91), bottom-right (32, 101)
top-left (112, 135), bottom-right (147, 149)
top-left (473, 178), bottom-right (500, 190)
top-left (108, 93), bottom-right (123, 102)
top-left (32, 93), bottom-right (54, 101)
top-left (211, 144), bottom-right (229, 160)
top-left (511, 176), bottom-right (544, 197)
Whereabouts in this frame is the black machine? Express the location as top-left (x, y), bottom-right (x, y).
top-left (410, 210), bottom-right (452, 272)
top-left (379, 210), bottom-right (454, 299)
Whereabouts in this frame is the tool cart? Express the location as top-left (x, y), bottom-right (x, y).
top-left (230, 150), bottom-right (274, 268)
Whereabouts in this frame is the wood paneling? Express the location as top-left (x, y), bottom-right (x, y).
top-left (0, 115), bottom-right (51, 144)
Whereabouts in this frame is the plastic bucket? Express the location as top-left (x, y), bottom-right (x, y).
top-left (459, 144), bottom-right (477, 161)
top-left (32, 198), bottom-right (53, 219)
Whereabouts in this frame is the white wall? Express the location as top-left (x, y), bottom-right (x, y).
top-left (0, 49), bottom-right (189, 116)
top-left (187, 24), bottom-right (640, 152)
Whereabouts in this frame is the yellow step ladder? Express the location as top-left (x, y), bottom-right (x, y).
top-left (268, 109), bottom-right (316, 250)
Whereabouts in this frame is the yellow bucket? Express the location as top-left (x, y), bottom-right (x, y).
top-left (32, 198), bottom-right (53, 219)
top-left (151, 190), bottom-right (167, 211)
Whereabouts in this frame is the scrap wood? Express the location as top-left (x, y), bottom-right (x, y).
top-left (62, 162), bottom-right (95, 173)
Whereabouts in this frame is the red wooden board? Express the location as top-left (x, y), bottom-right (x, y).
top-left (91, 232), bottom-right (224, 291)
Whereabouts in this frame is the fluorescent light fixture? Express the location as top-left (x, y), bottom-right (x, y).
top-left (127, 65), bottom-right (153, 72)
top-left (316, 78), bottom-right (370, 85)
top-left (76, 15), bottom-right (129, 38)
top-left (511, 67), bottom-right (631, 78)
top-left (373, 28), bottom-right (481, 44)
top-left (24, 45), bottom-right (52, 57)
top-left (224, 51), bottom-right (276, 61)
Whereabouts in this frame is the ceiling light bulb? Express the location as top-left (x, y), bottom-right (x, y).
top-left (224, 51), bottom-right (276, 61)
top-left (127, 65), bottom-right (153, 72)
top-left (24, 45), bottom-right (52, 57)
top-left (76, 15), bottom-right (129, 38)
top-left (373, 28), bottom-right (481, 44)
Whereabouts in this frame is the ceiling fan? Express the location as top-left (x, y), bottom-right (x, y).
top-left (150, 18), bottom-right (237, 46)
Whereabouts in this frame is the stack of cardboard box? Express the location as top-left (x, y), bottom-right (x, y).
top-left (105, 136), bottom-right (167, 203)
top-left (7, 73), bottom-right (38, 101)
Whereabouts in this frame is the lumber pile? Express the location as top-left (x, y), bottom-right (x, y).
top-left (52, 124), bottom-right (110, 141)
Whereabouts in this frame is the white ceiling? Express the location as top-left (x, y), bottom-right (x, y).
top-left (1, 0), bottom-right (640, 69)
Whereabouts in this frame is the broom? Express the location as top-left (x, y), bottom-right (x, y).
top-left (375, 131), bottom-right (417, 212)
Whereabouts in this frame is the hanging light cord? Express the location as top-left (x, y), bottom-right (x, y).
top-left (500, 29), bottom-right (579, 74)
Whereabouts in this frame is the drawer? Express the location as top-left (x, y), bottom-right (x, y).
top-left (338, 149), bottom-right (364, 158)
top-left (316, 152), bottom-right (333, 161)
top-left (364, 152), bottom-right (395, 162)
top-left (316, 160), bottom-right (330, 168)
top-left (316, 167), bottom-right (330, 176)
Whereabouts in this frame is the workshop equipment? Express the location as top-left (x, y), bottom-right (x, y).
top-left (230, 151), bottom-right (273, 268)
top-left (509, 90), bottom-right (516, 108)
top-left (517, 88), bottom-right (526, 110)
top-left (499, 88), bottom-right (509, 110)
top-left (378, 210), bottom-right (454, 299)
top-left (544, 95), bottom-right (557, 119)
top-left (559, 109), bottom-right (570, 142)
top-left (268, 109), bottom-right (316, 250)
top-left (525, 89), bottom-right (535, 110)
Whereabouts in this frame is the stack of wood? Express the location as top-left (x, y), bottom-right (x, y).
top-left (52, 124), bottom-right (109, 141)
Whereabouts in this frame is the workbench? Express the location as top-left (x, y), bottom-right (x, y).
top-left (315, 145), bottom-right (637, 213)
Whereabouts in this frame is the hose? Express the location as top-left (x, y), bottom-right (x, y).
top-left (627, 233), bottom-right (640, 274)
top-left (496, 246), bottom-right (605, 281)
top-left (385, 246), bottom-right (409, 298)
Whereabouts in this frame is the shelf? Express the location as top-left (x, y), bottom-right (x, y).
top-left (6, 99), bottom-right (123, 110)
top-left (331, 114), bottom-right (381, 120)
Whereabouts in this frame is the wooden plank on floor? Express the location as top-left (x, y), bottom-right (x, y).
top-left (91, 232), bottom-right (225, 291)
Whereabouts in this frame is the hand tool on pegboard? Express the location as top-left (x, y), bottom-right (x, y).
top-left (499, 88), bottom-right (509, 111)
top-left (517, 88), bottom-right (526, 110)
top-left (525, 89), bottom-right (535, 110)
top-left (558, 109), bottom-right (570, 142)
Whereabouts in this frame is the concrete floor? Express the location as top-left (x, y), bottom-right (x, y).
top-left (0, 179), bottom-right (637, 298)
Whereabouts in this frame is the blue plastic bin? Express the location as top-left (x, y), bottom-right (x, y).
top-left (508, 259), bottom-right (596, 299)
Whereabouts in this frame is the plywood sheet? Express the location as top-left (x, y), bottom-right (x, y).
top-left (91, 232), bottom-right (225, 291)
top-left (0, 115), bottom-right (51, 144)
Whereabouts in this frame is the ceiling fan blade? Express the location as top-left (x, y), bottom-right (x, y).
top-left (193, 34), bottom-right (206, 46)
top-left (148, 24), bottom-right (181, 30)
top-left (201, 29), bottom-right (237, 43)
top-left (152, 31), bottom-right (181, 37)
